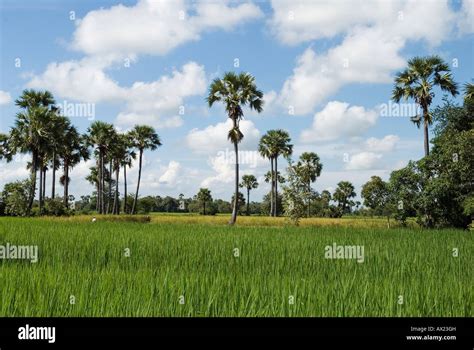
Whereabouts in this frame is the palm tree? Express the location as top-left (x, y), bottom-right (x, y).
top-left (0, 133), bottom-right (11, 161)
top-left (121, 134), bottom-right (136, 214)
top-left (87, 121), bottom-right (115, 214)
top-left (196, 188), bottom-right (212, 215)
top-left (464, 82), bottom-right (474, 102)
top-left (10, 90), bottom-right (56, 214)
top-left (239, 174), bottom-right (258, 216)
top-left (392, 56), bottom-right (458, 156)
top-left (59, 123), bottom-right (89, 208)
top-left (207, 72), bottom-right (263, 224)
top-left (259, 135), bottom-right (274, 216)
top-left (259, 130), bottom-right (292, 216)
top-left (296, 152), bottom-right (323, 217)
top-left (333, 181), bottom-right (356, 214)
top-left (129, 125), bottom-right (162, 215)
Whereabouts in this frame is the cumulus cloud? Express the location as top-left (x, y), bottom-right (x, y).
top-left (186, 119), bottom-right (261, 154)
top-left (0, 90), bottom-right (12, 105)
top-left (28, 61), bottom-right (206, 129)
top-left (159, 161), bottom-right (182, 186)
top-left (345, 152), bottom-right (382, 170)
top-left (300, 101), bottom-right (378, 143)
top-left (272, 0), bottom-right (458, 115)
top-left (364, 135), bottom-right (399, 152)
top-left (72, 0), bottom-right (263, 58)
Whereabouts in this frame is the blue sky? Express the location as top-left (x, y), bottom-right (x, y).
top-left (0, 0), bottom-right (473, 202)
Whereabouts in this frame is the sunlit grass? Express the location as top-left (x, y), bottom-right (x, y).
top-left (0, 216), bottom-right (471, 317)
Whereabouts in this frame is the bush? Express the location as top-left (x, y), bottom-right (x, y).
top-left (1, 179), bottom-right (31, 216)
top-left (44, 198), bottom-right (70, 216)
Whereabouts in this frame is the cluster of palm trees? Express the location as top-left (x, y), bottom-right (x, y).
top-left (1, 89), bottom-right (161, 215)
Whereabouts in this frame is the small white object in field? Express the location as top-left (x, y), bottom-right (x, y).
top-left (92, 217), bottom-right (97, 222)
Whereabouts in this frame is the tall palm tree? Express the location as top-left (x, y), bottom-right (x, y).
top-left (392, 56), bottom-right (458, 156)
top-left (121, 133), bottom-right (136, 214)
top-left (259, 134), bottom-right (274, 216)
top-left (49, 113), bottom-right (68, 199)
top-left (260, 130), bottom-right (292, 216)
top-left (296, 152), bottom-right (322, 217)
top-left (207, 72), bottom-right (263, 225)
top-left (464, 82), bottom-right (474, 102)
top-left (239, 174), bottom-right (258, 216)
top-left (196, 188), bottom-right (212, 215)
top-left (129, 125), bottom-right (162, 215)
top-left (59, 123), bottom-right (89, 208)
top-left (10, 90), bottom-right (56, 214)
top-left (110, 133), bottom-right (135, 215)
top-left (87, 121), bottom-right (114, 214)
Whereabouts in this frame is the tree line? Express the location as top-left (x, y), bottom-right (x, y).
top-left (0, 56), bottom-right (472, 228)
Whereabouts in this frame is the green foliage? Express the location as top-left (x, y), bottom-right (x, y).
top-left (43, 198), bottom-right (70, 216)
top-left (1, 180), bottom-right (31, 216)
top-left (333, 181), bottom-right (356, 214)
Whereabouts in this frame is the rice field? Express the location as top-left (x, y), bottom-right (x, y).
top-left (0, 215), bottom-right (472, 317)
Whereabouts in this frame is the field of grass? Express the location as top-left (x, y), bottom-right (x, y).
top-left (0, 215), bottom-right (472, 317)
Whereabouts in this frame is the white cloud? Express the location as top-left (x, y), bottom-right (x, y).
top-left (345, 152), bottom-right (383, 170)
top-left (28, 60), bottom-right (206, 129)
top-left (364, 135), bottom-right (399, 152)
top-left (269, 0), bottom-right (455, 46)
top-left (72, 0), bottom-right (263, 58)
top-left (201, 155), bottom-right (234, 188)
top-left (159, 161), bottom-right (181, 186)
top-left (458, 0), bottom-right (474, 34)
top-left (300, 101), bottom-right (378, 143)
top-left (273, 0), bottom-right (457, 115)
top-left (27, 58), bottom-right (125, 103)
top-left (0, 90), bottom-right (12, 105)
top-left (186, 119), bottom-right (261, 154)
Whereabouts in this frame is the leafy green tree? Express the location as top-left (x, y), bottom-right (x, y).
top-left (295, 152), bottom-right (322, 217)
top-left (281, 160), bottom-right (306, 225)
top-left (239, 174), bottom-right (258, 215)
top-left (196, 188), bottom-right (212, 215)
top-left (333, 181), bottom-right (356, 214)
top-left (207, 72), bottom-right (263, 224)
top-left (392, 56), bottom-right (458, 156)
top-left (361, 176), bottom-right (394, 226)
top-left (230, 191), bottom-right (246, 215)
top-left (1, 180), bottom-right (31, 216)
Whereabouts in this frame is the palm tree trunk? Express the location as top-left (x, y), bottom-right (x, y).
top-left (64, 163), bottom-right (69, 208)
top-left (423, 111), bottom-right (429, 157)
top-left (27, 151), bottom-right (38, 214)
top-left (39, 159), bottom-right (43, 214)
top-left (97, 157), bottom-right (101, 214)
top-left (42, 167), bottom-right (46, 201)
top-left (229, 140), bottom-right (239, 225)
top-left (101, 152), bottom-right (105, 214)
top-left (107, 160), bottom-right (112, 214)
top-left (246, 188), bottom-right (250, 216)
top-left (307, 181), bottom-right (311, 218)
top-left (51, 151), bottom-right (56, 199)
top-left (269, 158), bottom-right (274, 217)
top-left (203, 201), bottom-right (206, 215)
top-left (274, 156), bottom-right (278, 217)
top-left (114, 167), bottom-right (119, 215)
top-left (131, 150), bottom-right (143, 215)
top-left (123, 166), bottom-right (127, 214)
